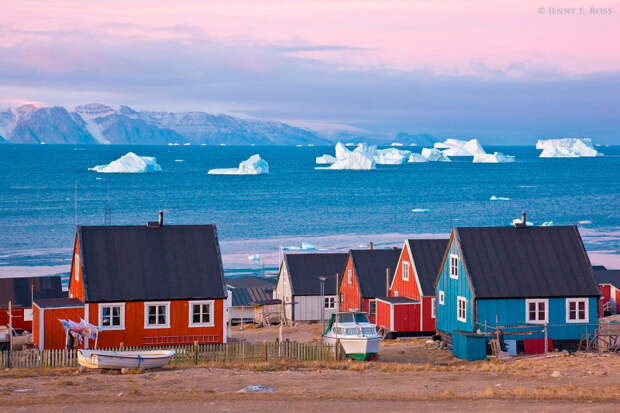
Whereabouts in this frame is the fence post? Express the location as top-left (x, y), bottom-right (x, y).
top-left (194, 341), bottom-right (199, 365)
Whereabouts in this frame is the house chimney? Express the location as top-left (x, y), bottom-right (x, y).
top-left (369, 242), bottom-right (374, 250)
top-left (159, 210), bottom-right (164, 226)
top-left (147, 211), bottom-right (164, 228)
top-left (521, 212), bottom-right (526, 226)
top-left (514, 211), bottom-right (527, 228)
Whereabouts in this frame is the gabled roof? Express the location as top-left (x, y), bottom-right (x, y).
top-left (0, 276), bottom-right (64, 308)
top-left (283, 253), bottom-right (348, 296)
top-left (406, 239), bottom-right (449, 296)
top-left (230, 287), bottom-right (274, 307)
top-left (226, 276), bottom-right (276, 289)
top-left (35, 297), bottom-right (83, 309)
top-left (77, 224), bottom-right (226, 302)
top-left (376, 296), bottom-right (418, 304)
top-left (593, 268), bottom-right (620, 287)
top-left (351, 249), bottom-right (401, 298)
top-left (453, 225), bottom-right (600, 298)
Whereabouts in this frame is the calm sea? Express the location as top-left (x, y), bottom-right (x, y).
top-left (1, 144), bottom-right (619, 283)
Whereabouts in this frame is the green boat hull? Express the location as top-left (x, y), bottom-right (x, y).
top-left (346, 352), bottom-right (377, 361)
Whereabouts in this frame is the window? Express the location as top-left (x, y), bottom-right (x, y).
top-left (189, 300), bottom-right (214, 327)
top-left (457, 296), bottom-right (467, 323)
top-left (525, 299), bottom-right (548, 324)
top-left (324, 297), bottom-right (335, 309)
top-left (431, 297), bottom-right (436, 319)
top-left (566, 298), bottom-right (589, 323)
top-left (439, 290), bottom-right (445, 305)
top-left (74, 254), bottom-right (80, 281)
top-left (450, 254), bottom-right (459, 279)
top-left (144, 302), bottom-right (170, 328)
top-left (402, 261), bottom-right (410, 281)
top-left (99, 303), bottom-right (125, 330)
top-left (347, 268), bottom-right (353, 284)
top-left (369, 300), bottom-right (376, 315)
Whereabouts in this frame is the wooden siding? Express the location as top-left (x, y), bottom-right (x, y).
top-left (292, 295), bottom-right (337, 321)
top-left (390, 242), bottom-right (420, 300)
top-left (393, 303), bottom-right (419, 332)
top-left (340, 255), bottom-right (363, 312)
top-left (34, 304), bottom-right (85, 350)
top-left (0, 307), bottom-right (30, 331)
top-left (600, 284), bottom-right (620, 314)
top-left (435, 237), bottom-right (475, 334)
top-left (477, 297), bottom-right (599, 340)
top-left (375, 300), bottom-right (392, 330)
top-left (421, 296), bottom-right (437, 332)
top-left (274, 263), bottom-right (293, 321)
top-left (85, 299), bottom-right (225, 347)
top-left (68, 234), bottom-right (84, 301)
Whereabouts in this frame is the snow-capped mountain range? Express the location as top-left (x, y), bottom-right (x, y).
top-left (0, 103), bottom-right (331, 145)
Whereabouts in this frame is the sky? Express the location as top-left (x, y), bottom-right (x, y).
top-left (1, 0), bottom-right (619, 143)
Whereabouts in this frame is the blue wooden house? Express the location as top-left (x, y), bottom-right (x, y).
top-left (434, 222), bottom-right (600, 352)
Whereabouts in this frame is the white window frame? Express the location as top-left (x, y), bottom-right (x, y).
top-left (347, 268), bottom-right (353, 284)
top-left (188, 300), bottom-right (215, 328)
top-left (431, 297), bottom-right (436, 319)
top-left (402, 261), bottom-right (410, 281)
top-left (457, 296), bottom-right (467, 323)
top-left (98, 303), bottom-right (125, 330)
top-left (439, 290), bottom-right (445, 305)
top-left (449, 254), bottom-right (459, 279)
top-left (324, 296), bottom-right (335, 309)
top-left (144, 301), bottom-right (171, 329)
top-left (525, 298), bottom-right (549, 324)
top-left (566, 298), bottom-right (589, 323)
top-left (74, 254), bottom-right (80, 282)
top-left (369, 299), bottom-right (376, 315)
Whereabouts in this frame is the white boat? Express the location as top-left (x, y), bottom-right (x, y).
top-left (78, 349), bottom-right (175, 370)
top-left (322, 312), bottom-right (381, 360)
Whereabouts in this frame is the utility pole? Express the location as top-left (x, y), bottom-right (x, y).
top-left (8, 301), bottom-right (13, 356)
top-left (74, 182), bottom-right (78, 226)
top-left (319, 276), bottom-right (327, 332)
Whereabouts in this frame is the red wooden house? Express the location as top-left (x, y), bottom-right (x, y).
top-left (375, 239), bottom-right (448, 337)
top-left (339, 248), bottom-right (401, 323)
top-left (593, 266), bottom-right (620, 315)
top-left (0, 276), bottom-right (64, 331)
top-left (33, 216), bottom-right (228, 349)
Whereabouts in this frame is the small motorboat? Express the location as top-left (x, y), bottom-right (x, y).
top-left (78, 349), bottom-right (175, 370)
top-left (322, 311), bottom-right (381, 360)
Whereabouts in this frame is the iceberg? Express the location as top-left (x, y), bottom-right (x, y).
top-left (283, 242), bottom-right (316, 251)
top-left (536, 138), bottom-right (602, 158)
top-left (421, 148), bottom-right (451, 162)
top-left (511, 218), bottom-right (534, 226)
top-left (407, 153), bottom-right (428, 163)
top-left (89, 152), bottom-right (162, 173)
top-left (411, 208), bottom-right (429, 212)
top-left (316, 154), bottom-right (337, 164)
top-left (390, 142), bottom-right (404, 146)
top-left (541, 221), bottom-right (554, 226)
top-left (374, 147), bottom-right (411, 164)
top-left (434, 138), bottom-right (487, 156)
top-left (208, 154), bottom-right (270, 175)
top-left (319, 150), bottom-right (376, 170)
top-left (490, 196), bottom-right (510, 201)
top-left (473, 152), bottom-right (516, 163)
top-left (248, 254), bottom-right (261, 262)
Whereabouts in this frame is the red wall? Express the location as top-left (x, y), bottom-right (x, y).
top-left (86, 299), bottom-right (225, 347)
top-left (600, 284), bottom-right (620, 314)
top-left (390, 244), bottom-right (422, 300)
top-left (0, 307), bottom-right (31, 331)
top-left (34, 304), bottom-right (85, 350)
top-left (375, 300), bottom-right (392, 330)
top-left (421, 296), bottom-right (436, 332)
top-left (69, 234), bottom-right (85, 302)
top-left (393, 303), bottom-right (419, 332)
top-left (340, 256), bottom-right (363, 312)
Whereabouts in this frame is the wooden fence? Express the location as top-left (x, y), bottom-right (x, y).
top-left (0, 340), bottom-right (345, 369)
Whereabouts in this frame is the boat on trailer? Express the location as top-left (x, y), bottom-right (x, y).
top-left (78, 349), bottom-right (176, 370)
top-left (322, 311), bottom-right (381, 360)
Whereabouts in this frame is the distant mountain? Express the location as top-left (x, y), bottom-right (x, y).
top-left (0, 103), bottom-right (330, 145)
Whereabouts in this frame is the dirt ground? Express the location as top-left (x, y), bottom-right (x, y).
top-left (1, 333), bottom-right (619, 413)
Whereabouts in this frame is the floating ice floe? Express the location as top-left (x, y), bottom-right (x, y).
top-left (421, 148), bottom-right (451, 162)
top-left (473, 152), bottom-right (515, 163)
top-left (248, 254), bottom-right (261, 262)
top-left (541, 221), bottom-right (554, 226)
top-left (174, 159), bottom-right (184, 162)
top-left (511, 218), bottom-right (534, 226)
top-left (89, 152), bottom-right (162, 173)
top-left (390, 142), bottom-right (404, 146)
top-left (317, 143), bottom-right (375, 170)
top-left (315, 154), bottom-right (337, 164)
top-left (208, 154), bottom-right (269, 175)
top-left (283, 242), bottom-right (316, 251)
top-left (490, 196), bottom-right (510, 201)
top-left (411, 208), bottom-right (429, 212)
top-left (375, 147), bottom-right (411, 164)
top-left (407, 153), bottom-right (428, 163)
top-left (578, 220), bottom-right (592, 225)
top-left (536, 138), bottom-right (603, 158)
top-left (434, 138), bottom-right (486, 157)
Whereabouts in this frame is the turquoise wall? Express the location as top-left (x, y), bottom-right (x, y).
top-left (436, 239), bottom-right (474, 333)
top-left (476, 297), bottom-right (598, 341)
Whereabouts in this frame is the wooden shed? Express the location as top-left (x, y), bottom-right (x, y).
top-left (0, 276), bottom-right (64, 331)
top-left (252, 299), bottom-right (282, 326)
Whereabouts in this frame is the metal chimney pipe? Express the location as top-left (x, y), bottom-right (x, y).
top-left (158, 210), bottom-right (164, 226)
top-left (386, 268), bottom-right (390, 296)
top-left (369, 242), bottom-right (374, 250)
top-left (521, 211), bottom-right (526, 226)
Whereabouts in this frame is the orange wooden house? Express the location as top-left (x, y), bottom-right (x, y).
top-left (33, 215), bottom-right (228, 349)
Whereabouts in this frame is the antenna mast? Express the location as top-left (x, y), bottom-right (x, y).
top-left (74, 181), bottom-right (78, 226)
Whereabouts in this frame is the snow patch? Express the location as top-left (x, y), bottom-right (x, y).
top-left (537, 138), bottom-right (602, 158)
top-left (208, 154), bottom-right (270, 175)
top-left (89, 152), bottom-right (162, 173)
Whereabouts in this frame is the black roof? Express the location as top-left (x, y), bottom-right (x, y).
top-left (406, 239), bottom-right (449, 296)
top-left (252, 299), bottom-right (281, 306)
top-left (283, 253), bottom-right (348, 295)
top-left (593, 269), bottom-right (620, 287)
top-left (351, 249), bottom-right (402, 298)
top-left (78, 224), bottom-right (226, 302)
top-left (376, 296), bottom-right (418, 304)
top-left (226, 276), bottom-right (276, 289)
top-left (230, 287), bottom-right (274, 307)
top-left (35, 297), bottom-right (83, 309)
top-left (454, 225), bottom-right (600, 298)
top-left (0, 276), bottom-right (64, 308)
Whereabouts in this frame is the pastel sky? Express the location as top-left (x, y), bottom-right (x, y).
top-left (1, 0), bottom-right (619, 142)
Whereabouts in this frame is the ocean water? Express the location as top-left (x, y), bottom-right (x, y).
top-left (0, 144), bottom-right (619, 282)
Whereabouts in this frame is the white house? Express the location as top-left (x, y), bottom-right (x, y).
top-left (275, 252), bottom-right (348, 323)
